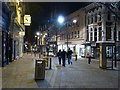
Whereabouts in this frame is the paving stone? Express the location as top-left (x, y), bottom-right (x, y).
top-left (2, 54), bottom-right (119, 88)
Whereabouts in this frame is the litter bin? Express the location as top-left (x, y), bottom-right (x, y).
top-left (42, 57), bottom-right (49, 67)
top-left (35, 60), bottom-right (45, 80)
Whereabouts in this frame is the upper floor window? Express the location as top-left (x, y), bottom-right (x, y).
top-left (106, 27), bottom-right (111, 41)
top-left (90, 28), bottom-right (93, 41)
top-left (95, 14), bottom-right (97, 22)
top-left (74, 31), bottom-right (76, 38)
top-left (98, 12), bottom-right (101, 21)
top-left (94, 28), bottom-right (97, 41)
top-left (78, 31), bottom-right (80, 38)
top-left (72, 32), bottom-right (73, 38)
top-left (91, 16), bottom-right (93, 23)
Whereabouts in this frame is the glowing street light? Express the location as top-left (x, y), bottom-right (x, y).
top-left (73, 19), bottom-right (77, 23)
top-left (57, 15), bottom-right (65, 24)
top-left (45, 33), bottom-right (47, 36)
top-left (36, 32), bottom-right (40, 36)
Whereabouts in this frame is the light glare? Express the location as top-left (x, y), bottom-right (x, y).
top-left (58, 16), bottom-right (64, 24)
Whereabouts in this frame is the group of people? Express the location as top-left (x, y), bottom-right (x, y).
top-left (57, 48), bottom-right (73, 67)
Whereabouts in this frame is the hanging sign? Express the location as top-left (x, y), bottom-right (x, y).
top-left (24, 15), bottom-right (31, 26)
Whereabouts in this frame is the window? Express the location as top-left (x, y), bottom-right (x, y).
top-left (98, 12), bottom-right (101, 21)
top-left (118, 31), bottom-right (120, 41)
top-left (72, 32), bottom-right (73, 38)
top-left (78, 31), bottom-right (80, 38)
top-left (74, 31), bottom-right (76, 38)
top-left (91, 16), bottom-right (93, 23)
top-left (94, 28), bottom-right (97, 41)
top-left (95, 14), bottom-right (97, 22)
top-left (90, 28), bottom-right (93, 41)
top-left (87, 30), bottom-right (89, 41)
top-left (106, 27), bottom-right (111, 41)
top-left (99, 27), bottom-right (102, 41)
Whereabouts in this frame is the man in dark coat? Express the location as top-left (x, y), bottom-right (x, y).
top-left (57, 49), bottom-right (62, 65)
top-left (61, 49), bottom-right (67, 67)
top-left (67, 48), bottom-right (73, 64)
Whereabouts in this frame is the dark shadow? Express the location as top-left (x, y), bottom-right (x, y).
top-left (35, 79), bottom-right (51, 88)
top-left (104, 68), bottom-right (120, 71)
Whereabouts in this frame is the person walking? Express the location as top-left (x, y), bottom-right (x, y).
top-left (61, 49), bottom-right (67, 67)
top-left (57, 49), bottom-right (62, 65)
top-left (67, 48), bottom-right (73, 64)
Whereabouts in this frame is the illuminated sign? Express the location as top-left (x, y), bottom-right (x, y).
top-left (24, 15), bottom-right (31, 26)
top-left (19, 31), bottom-right (25, 36)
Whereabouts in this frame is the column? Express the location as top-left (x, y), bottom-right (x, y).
top-left (102, 14), bottom-right (106, 41)
top-left (88, 27), bottom-right (91, 41)
top-left (97, 27), bottom-right (99, 41)
top-left (92, 27), bottom-right (95, 41)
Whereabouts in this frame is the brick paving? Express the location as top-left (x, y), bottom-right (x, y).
top-left (2, 54), bottom-right (119, 88)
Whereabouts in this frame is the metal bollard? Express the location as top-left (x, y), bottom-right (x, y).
top-left (39, 53), bottom-right (41, 58)
top-left (75, 55), bottom-right (77, 61)
top-left (49, 58), bottom-right (52, 69)
top-left (88, 57), bottom-right (91, 64)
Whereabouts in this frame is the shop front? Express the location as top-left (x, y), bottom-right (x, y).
top-left (1, 3), bottom-right (10, 67)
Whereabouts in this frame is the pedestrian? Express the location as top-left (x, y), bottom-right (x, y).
top-left (61, 49), bottom-right (67, 67)
top-left (87, 53), bottom-right (91, 64)
top-left (57, 49), bottom-right (62, 65)
top-left (67, 48), bottom-right (73, 64)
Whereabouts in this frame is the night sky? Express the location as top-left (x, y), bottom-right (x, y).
top-left (25, 2), bottom-right (90, 44)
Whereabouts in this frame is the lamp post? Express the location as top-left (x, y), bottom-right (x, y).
top-left (35, 35), bottom-right (37, 44)
top-left (36, 32), bottom-right (40, 45)
top-left (114, 16), bottom-right (117, 67)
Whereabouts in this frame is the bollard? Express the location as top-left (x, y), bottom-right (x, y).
top-left (112, 58), bottom-right (113, 69)
top-left (39, 53), bottom-right (41, 58)
top-left (88, 57), bottom-right (91, 64)
top-left (75, 55), bottom-right (77, 61)
top-left (49, 58), bottom-right (52, 69)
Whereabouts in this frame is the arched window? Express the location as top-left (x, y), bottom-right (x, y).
top-left (98, 12), bottom-right (101, 21)
top-left (91, 15), bottom-right (93, 23)
top-left (90, 28), bottom-right (93, 41)
top-left (95, 14), bottom-right (97, 22)
top-left (94, 28), bottom-right (97, 41)
top-left (78, 31), bottom-right (80, 38)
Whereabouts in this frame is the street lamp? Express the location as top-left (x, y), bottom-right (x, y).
top-left (57, 15), bottom-right (65, 24)
top-left (73, 19), bottom-right (77, 23)
top-left (56, 15), bottom-right (65, 52)
top-left (36, 32), bottom-right (40, 36)
top-left (35, 35), bottom-right (37, 44)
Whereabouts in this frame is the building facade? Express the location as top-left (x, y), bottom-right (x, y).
top-left (57, 8), bottom-right (86, 58)
top-left (85, 3), bottom-right (120, 59)
top-left (0, 1), bottom-right (25, 67)
top-left (9, 2), bottom-right (25, 60)
top-left (1, 2), bottom-right (10, 67)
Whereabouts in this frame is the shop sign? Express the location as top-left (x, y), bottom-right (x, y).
top-left (64, 42), bottom-right (72, 44)
top-left (91, 43), bottom-right (96, 47)
top-left (24, 15), bottom-right (31, 26)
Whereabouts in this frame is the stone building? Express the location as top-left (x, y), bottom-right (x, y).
top-left (0, 1), bottom-right (25, 67)
top-left (85, 3), bottom-right (120, 59)
top-left (57, 8), bottom-right (86, 58)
